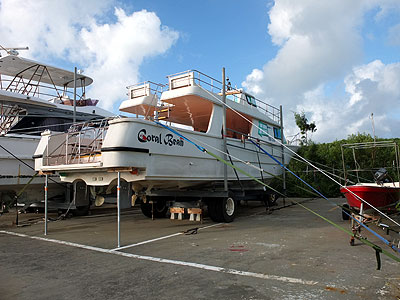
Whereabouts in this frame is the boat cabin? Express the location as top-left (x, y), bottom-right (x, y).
top-left (119, 70), bottom-right (284, 143)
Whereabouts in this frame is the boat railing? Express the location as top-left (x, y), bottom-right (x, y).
top-left (126, 81), bottom-right (164, 100)
top-left (236, 94), bottom-right (281, 123)
top-left (0, 103), bottom-right (26, 135)
top-left (125, 81), bottom-right (166, 120)
top-left (166, 70), bottom-right (281, 123)
top-left (341, 141), bottom-right (400, 185)
top-left (286, 133), bottom-right (302, 146)
top-left (226, 128), bottom-right (285, 158)
top-left (0, 75), bottom-right (86, 102)
top-left (43, 118), bottom-right (111, 166)
top-left (167, 70), bottom-right (222, 93)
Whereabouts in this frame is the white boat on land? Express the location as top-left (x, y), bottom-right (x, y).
top-left (34, 70), bottom-right (298, 221)
top-left (0, 51), bottom-right (114, 210)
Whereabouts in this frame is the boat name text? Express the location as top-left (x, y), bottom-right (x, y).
top-left (138, 129), bottom-right (184, 147)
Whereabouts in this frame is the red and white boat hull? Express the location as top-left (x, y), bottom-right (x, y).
top-left (340, 183), bottom-right (400, 211)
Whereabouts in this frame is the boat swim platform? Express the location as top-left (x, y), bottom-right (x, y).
top-left (0, 197), bottom-right (399, 299)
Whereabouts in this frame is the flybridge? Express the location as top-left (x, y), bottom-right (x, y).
top-left (0, 54), bottom-right (93, 108)
top-left (0, 54), bottom-right (93, 89)
top-left (121, 70), bottom-right (282, 125)
top-left (0, 53), bottom-right (111, 136)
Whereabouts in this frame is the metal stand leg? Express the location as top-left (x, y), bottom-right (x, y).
top-left (350, 203), bottom-right (364, 246)
top-left (350, 212), bottom-right (358, 246)
top-left (44, 174), bottom-right (48, 235)
top-left (15, 193), bottom-right (18, 226)
top-left (117, 172), bottom-right (121, 248)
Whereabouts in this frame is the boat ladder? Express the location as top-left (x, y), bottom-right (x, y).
top-left (6, 64), bottom-right (61, 98)
top-left (0, 104), bottom-right (25, 135)
top-left (156, 106), bottom-right (172, 120)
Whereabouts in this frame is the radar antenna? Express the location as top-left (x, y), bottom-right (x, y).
top-left (0, 45), bottom-right (29, 56)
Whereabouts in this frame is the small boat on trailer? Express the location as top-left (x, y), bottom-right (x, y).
top-left (340, 182), bottom-right (400, 212)
top-left (340, 142), bottom-right (400, 245)
top-left (34, 70), bottom-right (298, 222)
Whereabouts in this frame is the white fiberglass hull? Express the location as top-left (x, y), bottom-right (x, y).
top-left (0, 135), bottom-right (64, 203)
top-left (38, 118), bottom-right (297, 190)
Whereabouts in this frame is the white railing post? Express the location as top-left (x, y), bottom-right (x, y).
top-left (78, 132), bottom-right (81, 164)
top-left (46, 137), bottom-right (49, 166)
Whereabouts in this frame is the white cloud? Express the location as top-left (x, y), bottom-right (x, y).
top-left (0, 0), bottom-right (111, 59)
top-left (244, 69), bottom-right (264, 95)
top-left (80, 8), bottom-right (179, 110)
top-left (0, 0), bottom-right (179, 110)
top-left (298, 60), bottom-right (400, 142)
top-left (243, 0), bottom-right (365, 102)
top-left (373, 0), bottom-right (400, 20)
top-left (243, 0), bottom-right (400, 142)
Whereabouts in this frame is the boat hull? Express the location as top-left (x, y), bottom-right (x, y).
top-left (0, 135), bottom-right (65, 203)
top-left (340, 184), bottom-right (400, 211)
top-left (37, 118), bottom-right (298, 190)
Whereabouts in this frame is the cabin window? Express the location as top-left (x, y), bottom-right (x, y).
top-left (245, 95), bottom-right (257, 107)
top-left (227, 94), bottom-right (240, 103)
top-left (258, 121), bottom-right (270, 137)
top-left (273, 127), bottom-right (282, 139)
top-left (8, 117), bottom-right (71, 135)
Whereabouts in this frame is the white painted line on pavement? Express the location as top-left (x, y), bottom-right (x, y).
top-left (111, 222), bottom-right (223, 251)
top-left (112, 232), bottom-right (183, 251)
top-left (1, 230), bottom-right (320, 286)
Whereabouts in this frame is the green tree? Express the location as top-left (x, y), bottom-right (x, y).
top-left (270, 133), bottom-right (400, 198)
top-left (294, 112), bottom-right (317, 145)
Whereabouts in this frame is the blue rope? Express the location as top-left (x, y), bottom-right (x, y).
top-left (153, 120), bottom-right (206, 152)
top-left (152, 119), bottom-right (399, 254)
top-left (249, 139), bottom-right (400, 254)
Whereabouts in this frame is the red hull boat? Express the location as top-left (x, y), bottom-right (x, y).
top-left (340, 184), bottom-right (400, 211)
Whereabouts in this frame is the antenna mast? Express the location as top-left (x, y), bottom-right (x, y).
top-left (0, 45), bottom-right (29, 56)
top-left (370, 113), bottom-right (376, 144)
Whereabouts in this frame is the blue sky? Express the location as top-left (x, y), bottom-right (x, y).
top-left (363, 7), bottom-right (399, 63)
top-left (135, 0), bottom-right (275, 84)
top-left (1, 0), bottom-right (400, 142)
